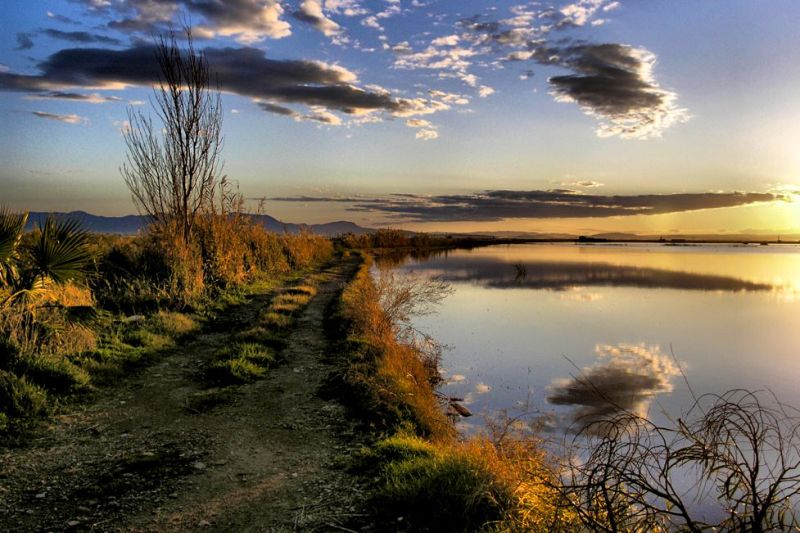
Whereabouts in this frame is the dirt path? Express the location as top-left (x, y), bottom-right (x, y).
top-left (0, 258), bottom-right (369, 532)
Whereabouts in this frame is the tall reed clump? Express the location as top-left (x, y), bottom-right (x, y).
top-left (332, 255), bottom-right (453, 440)
top-left (331, 253), bottom-right (576, 532)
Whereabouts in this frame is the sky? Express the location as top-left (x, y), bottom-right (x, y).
top-left (1, 0), bottom-right (799, 235)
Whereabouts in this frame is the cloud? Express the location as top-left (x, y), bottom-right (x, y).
top-left (32, 111), bottom-right (85, 124)
top-left (270, 189), bottom-right (785, 222)
top-left (41, 28), bottom-right (122, 45)
top-left (293, 0), bottom-right (341, 37)
top-left (415, 128), bottom-right (439, 140)
top-left (25, 91), bottom-right (122, 104)
top-left (259, 101), bottom-right (342, 124)
top-left (547, 343), bottom-right (680, 434)
top-left (0, 45), bottom-right (450, 121)
top-left (15, 33), bottom-right (35, 51)
top-left (406, 118), bottom-right (433, 128)
top-left (326, 0), bottom-right (368, 17)
top-left (477, 85), bottom-right (495, 98)
top-left (457, 2), bottom-right (687, 138)
top-left (549, 43), bottom-right (689, 138)
top-left (77, 0), bottom-right (292, 42)
top-left (559, 179), bottom-right (604, 188)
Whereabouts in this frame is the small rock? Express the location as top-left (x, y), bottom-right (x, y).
top-left (35, 493), bottom-right (46, 499)
top-left (67, 520), bottom-right (81, 527)
top-left (198, 519), bottom-right (211, 527)
top-left (192, 461), bottom-right (206, 471)
top-left (168, 493), bottom-right (178, 499)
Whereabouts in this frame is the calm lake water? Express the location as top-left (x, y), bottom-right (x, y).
top-left (387, 243), bottom-right (800, 434)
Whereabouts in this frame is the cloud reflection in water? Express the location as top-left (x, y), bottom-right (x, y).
top-left (546, 344), bottom-right (681, 435)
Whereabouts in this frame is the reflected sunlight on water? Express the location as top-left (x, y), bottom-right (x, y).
top-left (391, 243), bottom-right (800, 432)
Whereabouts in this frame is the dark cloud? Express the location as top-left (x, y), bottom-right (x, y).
top-left (15, 33), bottom-right (35, 51)
top-left (270, 190), bottom-right (785, 222)
top-left (548, 43), bottom-right (688, 137)
top-left (41, 28), bottom-right (123, 45)
top-left (257, 101), bottom-right (342, 124)
top-left (0, 44), bottom-right (433, 116)
top-left (547, 344), bottom-right (680, 435)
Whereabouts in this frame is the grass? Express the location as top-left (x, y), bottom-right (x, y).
top-left (203, 342), bottom-right (276, 385)
top-left (329, 253), bottom-right (577, 532)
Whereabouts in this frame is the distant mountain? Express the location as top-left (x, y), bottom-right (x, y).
top-left (25, 211), bottom-right (374, 237)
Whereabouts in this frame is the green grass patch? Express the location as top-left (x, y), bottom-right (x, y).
top-left (365, 434), bottom-right (511, 532)
top-left (13, 355), bottom-right (91, 394)
top-left (205, 357), bottom-right (266, 385)
top-left (259, 311), bottom-right (293, 329)
top-left (0, 370), bottom-right (49, 433)
top-left (203, 342), bottom-right (275, 386)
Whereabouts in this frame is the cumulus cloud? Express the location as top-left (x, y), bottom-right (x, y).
top-left (76, 0), bottom-right (292, 42)
top-left (293, 0), bottom-right (341, 37)
top-left (0, 45), bottom-right (450, 122)
top-left (477, 85), bottom-right (495, 97)
top-left (32, 111), bottom-right (85, 124)
top-left (549, 43), bottom-right (689, 138)
top-left (270, 189), bottom-right (784, 222)
top-left (547, 344), bottom-right (680, 434)
top-left (456, 1), bottom-right (688, 138)
top-left (415, 128), bottom-right (439, 140)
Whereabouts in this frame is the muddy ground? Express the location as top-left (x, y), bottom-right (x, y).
top-left (0, 258), bottom-right (373, 532)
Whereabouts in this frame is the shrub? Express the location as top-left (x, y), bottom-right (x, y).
top-left (280, 232), bottom-right (334, 270)
top-left (14, 355), bottom-right (91, 394)
top-left (146, 311), bottom-right (197, 337)
top-left (0, 370), bottom-right (49, 426)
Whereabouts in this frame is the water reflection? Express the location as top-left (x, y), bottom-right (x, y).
top-left (546, 344), bottom-right (681, 435)
top-left (399, 255), bottom-right (774, 292)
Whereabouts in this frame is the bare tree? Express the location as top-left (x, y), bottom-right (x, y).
top-left (121, 27), bottom-right (224, 242)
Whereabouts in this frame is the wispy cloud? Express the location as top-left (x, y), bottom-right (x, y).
top-left (41, 28), bottom-right (122, 45)
top-left (270, 189), bottom-right (786, 222)
top-left (32, 111), bottom-right (85, 124)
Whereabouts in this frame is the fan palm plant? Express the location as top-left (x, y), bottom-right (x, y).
top-left (0, 209), bottom-right (92, 313)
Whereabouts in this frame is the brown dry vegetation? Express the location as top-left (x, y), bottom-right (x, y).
top-left (328, 252), bottom-right (576, 531)
top-left (1, 210), bottom-right (333, 438)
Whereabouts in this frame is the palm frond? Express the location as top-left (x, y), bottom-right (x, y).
top-left (28, 216), bottom-right (92, 285)
top-left (0, 208), bottom-right (28, 285)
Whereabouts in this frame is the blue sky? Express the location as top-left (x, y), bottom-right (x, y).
top-left (1, 0), bottom-right (799, 233)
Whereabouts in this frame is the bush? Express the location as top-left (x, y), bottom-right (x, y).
top-left (0, 370), bottom-right (49, 427)
top-left (14, 355), bottom-right (90, 394)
